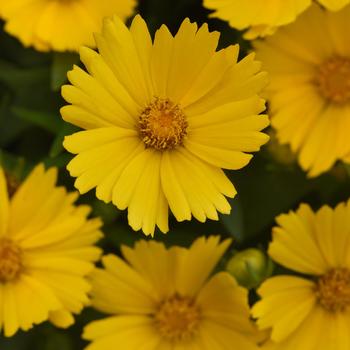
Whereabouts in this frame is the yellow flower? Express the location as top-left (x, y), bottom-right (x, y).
top-left (0, 164), bottom-right (103, 336)
top-left (254, 4), bottom-right (350, 177)
top-left (0, 0), bottom-right (135, 52)
top-left (61, 15), bottom-right (269, 236)
top-left (319, 0), bottom-right (350, 10)
top-left (203, 0), bottom-right (311, 39)
top-left (252, 200), bottom-right (350, 350)
top-left (203, 0), bottom-right (350, 39)
top-left (83, 236), bottom-right (259, 350)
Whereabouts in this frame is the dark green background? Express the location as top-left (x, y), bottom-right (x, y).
top-left (1, 0), bottom-right (349, 348)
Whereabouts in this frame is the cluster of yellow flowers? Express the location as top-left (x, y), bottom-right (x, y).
top-left (0, 0), bottom-right (350, 349)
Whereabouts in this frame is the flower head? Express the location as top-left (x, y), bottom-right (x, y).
top-left (0, 164), bottom-right (102, 336)
top-left (62, 15), bottom-right (269, 236)
top-left (254, 4), bottom-right (350, 176)
top-left (84, 236), bottom-right (259, 350)
top-left (0, 0), bottom-right (135, 51)
top-left (252, 200), bottom-right (350, 349)
top-left (203, 0), bottom-right (350, 39)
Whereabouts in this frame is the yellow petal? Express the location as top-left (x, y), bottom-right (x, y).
top-left (160, 151), bottom-right (192, 222)
top-left (176, 236), bottom-right (231, 297)
top-left (65, 65), bottom-right (136, 129)
top-left (9, 165), bottom-right (57, 235)
top-left (65, 130), bottom-right (141, 196)
top-left (318, 0), bottom-right (350, 11)
top-left (79, 46), bottom-right (139, 118)
top-left (252, 276), bottom-right (316, 342)
top-left (96, 16), bottom-right (151, 105)
top-left (199, 319), bottom-right (259, 350)
top-left (269, 204), bottom-right (329, 275)
top-left (166, 20), bottom-right (220, 103)
top-left (0, 168), bottom-right (9, 237)
top-left (165, 149), bottom-right (234, 221)
top-left (83, 315), bottom-right (160, 350)
top-left (126, 152), bottom-right (168, 235)
top-left (197, 272), bottom-right (256, 334)
top-left (181, 45), bottom-right (238, 108)
top-left (185, 53), bottom-right (268, 115)
top-left (31, 269), bottom-right (91, 314)
top-left (121, 242), bottom-right (179, 300)
top-left (49, 309), bottom-right (74, 328)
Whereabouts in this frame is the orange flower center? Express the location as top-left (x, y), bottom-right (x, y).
top-left (316, 268), bottom-right (350, 313)
top-left (154, 295), bottom-right (201, 342)
top-left (315, 56), bottom-right (350, 104)
top-left (139, 97), bottom-right (188, 151)
top-left (0, 238), bottom-right (22, 283)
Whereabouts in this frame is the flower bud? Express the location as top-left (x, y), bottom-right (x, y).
top-left (226, 248), bottom-right (273, 289)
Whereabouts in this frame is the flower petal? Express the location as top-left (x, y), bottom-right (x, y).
top-left (0, 168), bottom-right (9, 237)
top-left (252, 276), bottom-right (316, 342)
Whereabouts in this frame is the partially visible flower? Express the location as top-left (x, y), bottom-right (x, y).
top-left (203, 0), bottom-right (311, 39)
top-left (318, 0), bottom-right (350, 10)
top-left (252, 200), bottom-right (350, 350)
top-left (84, 236), bottom-right (259, 350)
top-left (0, 164), bottom-right (102, 336)
top-left (255, 4), bottom-right (350, 177)
top-left (62, 15), bottom-right (269, 236)
top-left (203, 0), bottom-right (350, 39)
top-left (0, 0), bottom-right (136, 51)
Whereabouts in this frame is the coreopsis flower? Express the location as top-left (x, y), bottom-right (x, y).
top-left (84, 236), bottom-right (259, 350)
top-left (252, 200), bottom-right (350, 350)
top-left (203, 0), bottom-right (350, 39)
top-left (0, 164), bottom-right (102, 336)
top-left (254, 4), bottom-right (350, 177)
top-left (61, 15), bottom-right (269, 236)
top-left (0, 0), bottom-right (135, 51)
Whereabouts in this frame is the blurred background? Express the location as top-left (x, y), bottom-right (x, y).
top-left (1, 0), bottom-right (350, 348)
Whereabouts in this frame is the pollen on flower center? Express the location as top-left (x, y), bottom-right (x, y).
top-left (0, 238), bottom-right (23, 283)
top-left (315, 56), bottom-right (350, 104)
top-left (316, 268), bottom-right (350, 313)
top-left (139, 97), bottom-right (188, 151)
top-left (154, 295), bottom-right (201, 342)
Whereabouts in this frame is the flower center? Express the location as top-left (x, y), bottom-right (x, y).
top-left (154, 295), bottom-right (201, 342)
top-left (139, 97), bottom-right (188, 151)
top-left (316, 268), bottom-right (350, 313)
top-left (0, 238), bottom-right (22, 283)
top-left (315, 56), bottom-right (350, 104)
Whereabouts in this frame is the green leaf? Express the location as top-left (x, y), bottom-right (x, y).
top-left (0, 94), bottom-right (31, 146)
top-left (0, 59), bottom-right (49, 88)
top-left (0, 150), bottom-right (28, 179)
top-left (104, 221), bottom-right (141, 249)
top-left (43, 153), bottom-right (72, 169)
top-left (229, 156), bottom-right (312, 241)
top-left (11, 106), bottom-right (62, 134)
top-left (42, 332), bottom-right (73, 350)
top-left (92, 200), bottom-right (121, 226)
top-left (51, 52), bottom-right (79, 91)
top-left (219, 196), bottom-right (245, 242)
top-left (0, 332), bottom-right (34, 350)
